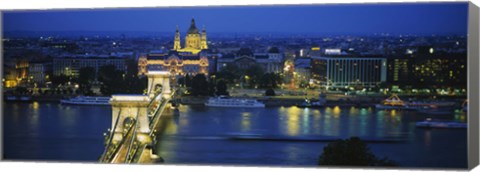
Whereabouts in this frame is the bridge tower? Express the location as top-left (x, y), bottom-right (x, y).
top-left (146, 71), bottom-right (171, 99)
top-left (110, 95), bottom-right (152, 144)
top-left (103, 70), bottom-right (173, 163)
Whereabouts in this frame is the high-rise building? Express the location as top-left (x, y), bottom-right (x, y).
top-left (387, 53), bottom-right (467, 89)
top-left (312, 55), bottom-right (387, 88)
top-left (387, 58), bottom-right (410, 84)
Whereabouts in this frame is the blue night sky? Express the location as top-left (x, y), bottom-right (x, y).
top-left (3, 2), bottom-right (468, 35)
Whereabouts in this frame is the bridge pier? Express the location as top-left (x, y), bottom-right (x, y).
top-left (110, 95), bottom-right (151, 143)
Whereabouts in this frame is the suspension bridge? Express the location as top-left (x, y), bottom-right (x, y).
top-left (99, 71), bottom-right (175, 164)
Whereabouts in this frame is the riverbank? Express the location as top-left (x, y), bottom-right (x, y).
top-left (178, 97), bottom-right (380, 107)
top-left (3, 94), bottom-right (108, 103)
top-left (176, 94), bottom-right (466, 107)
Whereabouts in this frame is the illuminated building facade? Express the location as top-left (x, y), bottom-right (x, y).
top-left (3, 59), bottom-right (29, 87)
top-left (387, 53), bottom-right (467, 89)
top-left (173, 18), bottom-right (208, 54)
top-left (294, 57), bottom-right (312, 84)
top-left (387, 58), bottom-right (409, 84)
top-left (138, 19), bottom-right (210, 77)
top-left (28, 61), bottom-right (52, 85)
top-left (312, 56), bottom-right (387, 88)
top-left (3, 65), bottom-right (19, 88)
top-left (16, 59), bottom-right (29, 81)
top-left (138, 51), bottom-right (209, 77)
top-left (53, 57), bottom-right (126, 77)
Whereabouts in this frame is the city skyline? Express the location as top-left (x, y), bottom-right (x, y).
top-left (3, 2), bottom-right (468, 35)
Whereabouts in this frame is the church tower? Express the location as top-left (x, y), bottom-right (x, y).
top-left (200, 26), bottom-right (208, 49)
top-left (173, 26), bottom-right (181, 50)
top-left (173, 18), bottom-right (208, 54)
top-left (185, 18), bottom-right (201, 50)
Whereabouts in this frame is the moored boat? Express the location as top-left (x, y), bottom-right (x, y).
top-left (416, 118), bottom-right (467, 129)
top-left (5, 95), bottom-right (17, 101)
top-left (297, 93), bottom-right (327, 108)
top-left (375, 94), bottom-right (406, 110)
top-left (404, 101), bottom-right (455, 110)
top-left (375, 94), bottom-right (456, 111)
top-left (4, 95), bottom-right (32, 102)
top-left (205, 96), bottom-right (265, 108)
top-left (60, 96), bottom-right (111, 105)
top-left (297, 99), bottom-right (325, 108)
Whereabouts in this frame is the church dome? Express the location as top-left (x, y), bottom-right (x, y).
top-left (187, 18), bottom-right (200, 34)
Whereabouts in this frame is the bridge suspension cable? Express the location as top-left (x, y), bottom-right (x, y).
top-left (100, 108), bottom-right (122, 162)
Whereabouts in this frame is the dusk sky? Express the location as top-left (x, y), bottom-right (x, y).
top-left (3, 2), bottom-right (468, 35)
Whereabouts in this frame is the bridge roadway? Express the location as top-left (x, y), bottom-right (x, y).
top-left (100, 90), bottom-right (175, 164)
top-left (110, 123), bottom-right (135, 163)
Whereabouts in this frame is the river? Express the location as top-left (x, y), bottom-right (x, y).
top-left (2, 102), bottom-right (467, 168)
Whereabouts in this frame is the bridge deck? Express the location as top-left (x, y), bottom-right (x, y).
top-left (111, 126), bottom-right (135, 163)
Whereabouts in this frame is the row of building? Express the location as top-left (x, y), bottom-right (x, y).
top-left (3, 19), bottom-right (467, 91)
top-left (137, 48), bottom-right (466, 90)
top-left (3, 56), bottom-right (127, 88)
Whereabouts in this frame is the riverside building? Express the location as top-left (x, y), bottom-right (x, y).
top-left (311, 55), bottom-right (387, 89)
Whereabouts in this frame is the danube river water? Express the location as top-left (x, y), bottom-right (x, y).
top-left (3, 102), bottom-right (467, 168)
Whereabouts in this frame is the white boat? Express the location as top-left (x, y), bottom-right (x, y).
top-left (61, 96), bottom-right (111, 105)
top-left (5, 96), bottom-right (17, 101)
top-left (5, 95), bottom-right (32, 102)
top-left (417, 107), bottom-right (454, 115)
top-left (405, 101), bottom-right (456, 110)
top-left (416, 118), bottom-right (467, 129)
top-left (19, 96), bottom-right (32, 101)
top-left (205, 96), bottom-right (265, 108)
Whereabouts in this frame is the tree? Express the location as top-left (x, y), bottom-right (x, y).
top-left (98, 65), bottom-right (124, 95)
top-left (260, 73), bottom-right (283, 88)
top-left (318, 137), bottom-right (397, 167)
top-left (190, 74), bottom-right (209, 96)
top-left (78, 67), bottom-right (96, 94)
top-left (124, 76), bottom-right (147, 94)
top-left (245, 64), bottom-right (264, 88)
top-left (216, 79), bottom-right (229, 96)
top-left (15, 87), bottom-right (28, 95)
top-left (216, 64), bottom-right (242, 84)
top-left (126, 59), bottom-right (139, 77)
top-left (51, 74), bottom-right (69, 87)
top-left (208, 79), bottom-right (216, 96)
top-left (185, 74), bottom-right (192, 88)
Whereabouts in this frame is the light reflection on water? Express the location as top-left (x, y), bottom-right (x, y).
top-left (3, 102), bottom-right (468, 168)
top-left (241, 112), bottom-right (251, 132)
top-left (156, 105), bottom-right (467, 168)
top-left (285, 106), bottom-right (300, 136)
